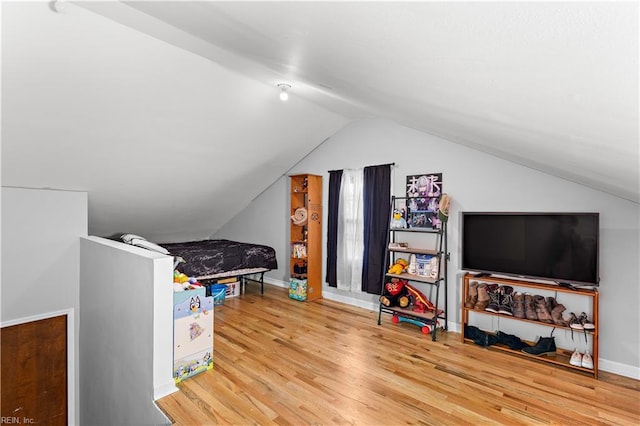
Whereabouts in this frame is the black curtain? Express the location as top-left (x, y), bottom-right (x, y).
top-left (361, 164), bottom-right (392, 294)
top-left (325, 170), bottom-right (343, 287)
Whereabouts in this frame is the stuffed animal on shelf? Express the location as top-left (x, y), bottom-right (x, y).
top-left (387, 258), bottom-right (409, 275)
top-left (390, 208), bottom-right (407, 229)
top-left (380, 279), bottom-right (410, 308)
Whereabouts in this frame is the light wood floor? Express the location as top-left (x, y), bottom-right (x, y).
top-left (157, 285), bottom-right (640, 425)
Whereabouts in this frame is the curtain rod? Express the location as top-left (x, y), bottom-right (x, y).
top-left (328, 162), bottom-right (395, 173)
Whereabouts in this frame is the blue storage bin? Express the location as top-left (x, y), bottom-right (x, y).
top-left (211, 284), bottom-right (227, 306)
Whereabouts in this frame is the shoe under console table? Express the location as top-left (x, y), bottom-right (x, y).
top-left (461, 273), bottom-right (599, 378)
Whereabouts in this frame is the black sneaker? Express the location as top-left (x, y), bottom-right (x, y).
top-left (498, 286), bottom-right (514, 315)
top-left (485, 285), bottom-right (501, 313)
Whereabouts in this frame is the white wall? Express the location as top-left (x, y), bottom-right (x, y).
top-left (215, 118), bottom-right (640, 378)
top-left (79, 236), bottom-right (174, 425)
top-left (1, 187), bottom-right (87, 425)
top-left (213, 178), bottom-right (291, 283)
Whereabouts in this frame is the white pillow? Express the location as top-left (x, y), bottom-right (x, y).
top-left (120, 234), bottom-right (170, 255)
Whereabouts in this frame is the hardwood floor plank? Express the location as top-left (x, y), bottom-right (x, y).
top-left (157, 285), bottom-right (640, 425)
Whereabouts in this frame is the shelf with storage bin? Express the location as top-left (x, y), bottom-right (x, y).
top-left (289, 174), bottom-right (322, 302)
top-left (461, 272), bottom-right (599, 377)
top-left (377, 196), bottom-right (449, 341)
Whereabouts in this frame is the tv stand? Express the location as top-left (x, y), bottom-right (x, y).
top-left (462, 273), bottom-right (599, 377)
top-left (474, 273), bottom-right (491, 278)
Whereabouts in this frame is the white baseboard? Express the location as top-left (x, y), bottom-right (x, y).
top-left (154, 381), bottom-right (178, 400)
top-left (261, 280), bottom-right (639, 380)
top-left (263, 277), bottom-right (288, 288)
top-left (598, 359), bottom-right (640, 380)
top-left (264, 277), bottom-right (379, 311)
top-left (322, 291), bottom-right (378, 311)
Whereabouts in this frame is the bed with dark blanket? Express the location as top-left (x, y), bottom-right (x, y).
top-left (161, 239), bottom-right (278, 294)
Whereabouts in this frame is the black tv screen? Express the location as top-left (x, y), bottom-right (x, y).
top-left (462, 212), bottom-right (599, 286)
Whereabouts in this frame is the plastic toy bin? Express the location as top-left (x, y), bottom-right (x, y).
top-left (224, 280), bottom-right (241, 298)
top-left (289, 278), bottom-right (307, 301)
top-left (173, 287), bottom-right (214, 383)
top-left (211, 284), bottom-right (227, 306)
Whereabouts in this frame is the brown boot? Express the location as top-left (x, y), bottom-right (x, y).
top-left (512, 292), bottom-right (526, 318)
top-left (465, 281), bottom-right (478, 308)
top-left (551, 303), bottom-right (569, 326)
top-left (474, 284), bottom-right (489, 310)
top-left (524, 293), bottom-right (538, 320)
top-left (534, 295), bottom-right (553, 323)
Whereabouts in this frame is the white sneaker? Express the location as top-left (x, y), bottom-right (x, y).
top-left (581, 351), bottom-right (594, 369)
top-left (570, 349), bottom-right (582, 367)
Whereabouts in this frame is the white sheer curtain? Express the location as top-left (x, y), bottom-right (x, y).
top-left (336, 168), bottom-right (364, 292)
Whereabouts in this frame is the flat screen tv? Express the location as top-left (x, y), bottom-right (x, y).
top-left (461, 212), bottom-right (599, 286)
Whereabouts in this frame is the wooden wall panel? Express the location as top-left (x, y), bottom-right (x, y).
top-left (1, 315), bottom-right (67, 425)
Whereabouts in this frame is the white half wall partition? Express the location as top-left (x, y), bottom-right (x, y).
top-left (80, 236), bottom-right (175, 425)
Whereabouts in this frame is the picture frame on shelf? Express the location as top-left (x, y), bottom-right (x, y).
top-left (405, 173), bottom-right (444, 229)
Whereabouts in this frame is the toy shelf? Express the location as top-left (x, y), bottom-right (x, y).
top-left (377, 195), bottom-right (449, 341)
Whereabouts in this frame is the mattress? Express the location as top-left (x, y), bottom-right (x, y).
top-left (161, 239), bottom-right (278, 280)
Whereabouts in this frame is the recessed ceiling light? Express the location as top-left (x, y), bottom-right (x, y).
top-left (277, 83), bottom-right (291, 101)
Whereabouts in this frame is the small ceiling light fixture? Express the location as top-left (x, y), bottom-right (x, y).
top-left (51, 0), bottom-right (66, 13)
top-left (277, 83), bottom-right (291, 101)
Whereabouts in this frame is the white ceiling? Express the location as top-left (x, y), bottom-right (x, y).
top-left (2, 1), bottom-right (638, 243)
top-left (89, 1), bottom-right (639, 203)
top-left (2, 1), bottom-right (348, 242)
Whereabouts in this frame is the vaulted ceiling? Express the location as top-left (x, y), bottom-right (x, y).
top-left (85, 0), bottom-right (639, 204)
top-left (2, 1), bottom-right (638, 242)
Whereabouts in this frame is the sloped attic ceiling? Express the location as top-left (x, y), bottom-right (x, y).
top-left (1, 1), bottom-right (349, 242)
top-left (2, 1), bottom-right (638, 243)
top-left (85, 0), bottom-right (639, 204)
